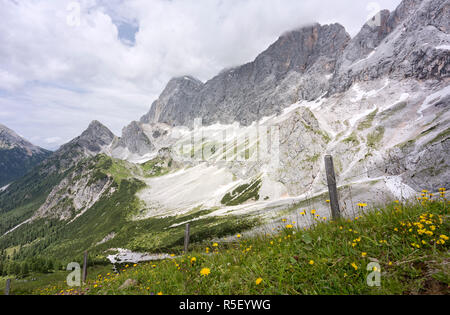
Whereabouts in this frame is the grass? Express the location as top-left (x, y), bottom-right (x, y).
top-left (427, 128), bottom-right (450, 145)
top-left (367, 126), bottom-right (385, 149)
top-left (0, 265), bottom-right (112, 295)
top-left (221, 178), bottom-right (262, 206)
top-left (343, 132), bottom-right (360, 146)
top-left (357, 109), bottom-right (378, 131)
top-left (140, 158), bottom-right (172, 178)
top-left (28, 196), bottom-right (449, 295)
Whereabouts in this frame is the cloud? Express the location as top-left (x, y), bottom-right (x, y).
top-left (0, 0), bottom-right (402, 149)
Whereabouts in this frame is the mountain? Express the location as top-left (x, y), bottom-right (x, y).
top-left (141, 23), bottom-right (350, 127)
top-left (0, 120), bottom-right (115, 216)
top-left (0, 124), bottom-right (52, 187)
top-left (0, 0), bottom-right (448, 267)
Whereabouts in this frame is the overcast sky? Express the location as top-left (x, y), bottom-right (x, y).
top-left (0, 0), bottom-right (402, 150)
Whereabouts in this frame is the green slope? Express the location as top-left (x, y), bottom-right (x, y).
top-left (0, 147), bottom-right (52, 187)
top-left (0, 154), bottom-right (258, 276)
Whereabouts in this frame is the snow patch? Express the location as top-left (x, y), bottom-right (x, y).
top-left (416, 85), bottom-right (450, 121)
top-left (0, 184), bottom-right (10, 192)
top-left (350, 50), bottom-right (376, 68)
top-left (96, 232), bottom-right (116, 246)
top-left (107, 248), bottom-right (174, 264)
top-left (384, 176), bottom-right (416, 200)
top-left (435, 45), bottom-right (450, 50)
top-left (1, 218), bottom-right (31, 238)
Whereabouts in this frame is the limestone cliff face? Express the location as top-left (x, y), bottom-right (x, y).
top-left (45, 120), bottom-right (116, 174)
top-left (32, 158), bottom-right (114, 221)
top-left (329, 0), bottom-right (449, 93)
top-left (141, 23), bottom-right (350, 127)
top-left (138, 0), bottom-right (448, 131)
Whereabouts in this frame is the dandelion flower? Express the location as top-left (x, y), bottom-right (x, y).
top-left (309, 260), bottom-right (315, 265)
top-left (255, 278), bottom-right (263, 285)
top-left (200, 268), bottom-right (211, 276)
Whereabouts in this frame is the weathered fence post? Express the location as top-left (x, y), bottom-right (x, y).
top-left (82, 251), bottom-right (88, 284)
top-left (325, 155), bottom-right (340, 220)
top-left (5, 279), bottom-right (11, 295)
top-left (184, 223), bottom-right (190, 254)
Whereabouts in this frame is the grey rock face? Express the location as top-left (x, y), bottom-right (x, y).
top-left (142, 23), bottom-right (350, 127)
top-left (116, 121), bottom-right (155, 156)
top-left (276, 108), bottom-right (330, 195)
top-left (330, 0), bottom-right (449, 93)
top-left (141, 76), bottom-right (203, 126)
top-left (384, 131), bottom-right (450, 192)
top-left (138, 0), bottom-right (448, 131)
top-left (48, 120), bottom-right (115, 173)
top-left (74, 120), bottom-right (116, 153)
top-left (32, 163), bottom-right (113, 221)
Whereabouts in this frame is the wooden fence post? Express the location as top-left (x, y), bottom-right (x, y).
top-left (5, 279), bottom-right (11, 295)
top-left (325, 155), bottom-right (340, 220)
top-left (82, 251), bottom-right (88, 284)
top-left (184, 223), bottom-right (190, 254)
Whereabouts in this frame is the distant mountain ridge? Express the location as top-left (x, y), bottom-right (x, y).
top-left (0, 124), bottom-right (51, 186)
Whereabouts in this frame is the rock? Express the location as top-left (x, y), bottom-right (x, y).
top-left (329, 0), bottom-right (449, 93)
top-left (116, 121), bottom-right (154, 156)
top-left (141, 23), bottom-right (350, 127)
top-left (119, 279), bottom-right (138, 290)
top-left (73, 120), bottom-right (115, 154)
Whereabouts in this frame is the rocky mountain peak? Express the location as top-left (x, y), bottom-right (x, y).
top-left (0, 123), bottom-right (46, 155)
top-left (77, 120), bottom-right (115, 152)
top-left (329, 0), bottom-right (449, 93)
top-left (140, 22), bottom-right (351, 128)
top-left (56, 120), bottom-right (115, 158)
top-left (140, 76), bottom-right (204, 125)
top-left (259, 23), bottom-right (350, 76)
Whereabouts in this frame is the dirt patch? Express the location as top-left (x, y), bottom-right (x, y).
top-left (419, 278), bottom-right (449, 295)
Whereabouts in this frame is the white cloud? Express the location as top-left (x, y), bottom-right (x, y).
top-left (0, 0), bottom-right (402, 149)
top-left (44, 137), bottom-right (62, 144)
